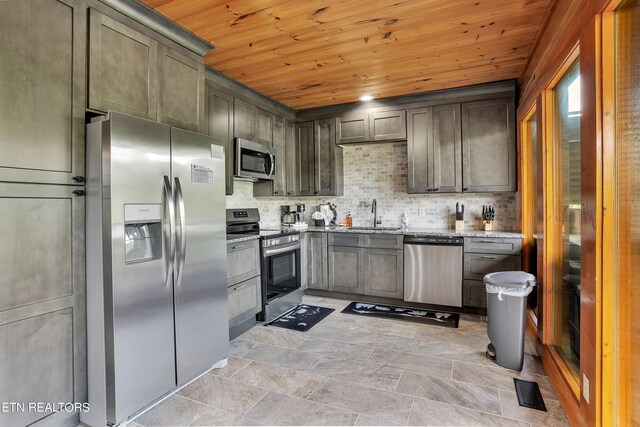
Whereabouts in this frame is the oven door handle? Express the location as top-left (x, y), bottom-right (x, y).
top-left (264, 243), bottom-right (300, 257)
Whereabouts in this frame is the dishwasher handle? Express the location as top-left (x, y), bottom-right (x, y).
top-left (404, 236), bottom-right (463, 245)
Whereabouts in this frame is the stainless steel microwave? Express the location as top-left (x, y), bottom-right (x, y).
top-left (234, 138), bottom-right (276, 181)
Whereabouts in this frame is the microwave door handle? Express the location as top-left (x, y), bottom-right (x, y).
top-left (269, 152), bottom-right (276, 177)
top-left (264, 151), bottom-right (272, 177)
top-left (174, 177), bottom-right (187, 287)
top-left (163, 176), bottom-right (176, 288)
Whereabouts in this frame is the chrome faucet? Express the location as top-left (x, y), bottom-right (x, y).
top-left (372, 199), bottom-right (382, 227)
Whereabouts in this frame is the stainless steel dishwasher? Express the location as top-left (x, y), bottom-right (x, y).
top-left (404, 236), bottom-right (464, 307)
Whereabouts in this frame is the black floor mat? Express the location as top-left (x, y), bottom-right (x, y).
top-left (514, 378), bottom-right (547, 411)
top-left (341, 302), bottom-right (459, 328)
top-left (268, 304), bottom-right (334, 332)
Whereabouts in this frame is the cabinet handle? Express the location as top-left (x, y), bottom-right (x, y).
top-left (72, 190), bottom-right (86, 196)
top-left (463, 187), bottom-right (469, 191)
top-left (274, 191), bottom-right (279, 194)
top-left (314, 191), bottom-right (318, 195)
top-left (433, 187), bottom-right (440, 191)
top-left (72, 176), bottom-right (86, 183)
top-left (481, 255), bottom-right (499, 259)
top-left (426, 188), bottom-right (432, 192)
top-left (287, 192), bottom-right (292, 195)
top-left (479, 240), bottom-right (496, 243)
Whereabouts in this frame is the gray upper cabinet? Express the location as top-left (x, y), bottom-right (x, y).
top-left (256, 108), bottom-right (273, 146)
top-left (369, 109), bottom-right (406, 142)
top-left (157, 44), bottom-right (205, 133)
top-left (253, 114), bottom-right (285, 196)
top-left (337, 111), bottom-right (369, 144)
top-left (291, 122), bottom-right (315, 196)
top-left (284, 120), bottom-right (298, 196)
top-left (407, 103), bottom-right (467, 193)
top-left (234, 98), bottom-right (257, 141)
top-left (314, 119), bottom-right (341, 196)
top-left (88, 9), bottom-right (158, 120)
top-left (307, 233), bottom-right (328, 290)
top-left (0, 0), bottom-right (86, 185)
top-left (461, 97), bottom-right (516, 192)
top-left (432, 104), bottom-right (462, 192)
top-left (205, 86), bottom-right (234, 195)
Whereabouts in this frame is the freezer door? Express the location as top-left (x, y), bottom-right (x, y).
top-left (171, 127), bottom-right (229, 385)
top-left (106, 112), bottom-right (176, 422)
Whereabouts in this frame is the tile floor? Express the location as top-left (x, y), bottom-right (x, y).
top-left (131, 296), bottom-right (569, 426)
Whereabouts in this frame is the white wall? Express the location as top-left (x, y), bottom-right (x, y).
top-left (226, 143), bottom-right (518, 230)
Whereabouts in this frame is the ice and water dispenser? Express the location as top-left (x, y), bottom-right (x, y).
top-left (124, 204), bottom-right (163, 264)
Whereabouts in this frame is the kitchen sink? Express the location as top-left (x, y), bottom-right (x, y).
top-left (347, 226), bottom-right (402, 231)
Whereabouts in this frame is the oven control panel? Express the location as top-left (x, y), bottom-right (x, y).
top-left (263, 234), bottom-right (300, 247)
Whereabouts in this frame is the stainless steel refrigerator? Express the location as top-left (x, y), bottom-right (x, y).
top-left (82, 112), bottom-right (228, 427)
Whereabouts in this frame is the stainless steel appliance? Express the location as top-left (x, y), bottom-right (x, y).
top-left (235, 137), bottom-right (276, 181)
top-left (404, 235), bottom-right (464, 307)
top-left (83, 112), bottom-right (229, 427)
top-left (226, 209), bottom-right (303, 323)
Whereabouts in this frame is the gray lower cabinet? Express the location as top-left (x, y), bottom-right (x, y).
top-left (407, 104), bottom-right (461, 193)
top-left (0, 183), bottom-right (85, 427)
top-left (227, 239), bottom-right (262, 327)
top-left (205, 86), bottom-right (234, 195)
top-left (307, 232), bottom-right (328, 290)
top-left (462, 98), bottom-right (516, 192)
top-left (328, 246), bottom-right (365, 294)
top-left (0, 0), bottom-right (86, 185)
top-left (369, 109), bottom-right (406, 142)
top-left (463, 237), bottom-right (522, 308)
top-left (227, 239), bottom-right (260, 286)
top-left (228, 276), bottom-right (261, 327)
top-left (337, 111), bottom-right (369, 143)
top-left (234, 98), bottom-right (257, 141)
top-left (157, 44), bottom-right (205, 132)
top-left (363, 248), bottom-right (403, 299)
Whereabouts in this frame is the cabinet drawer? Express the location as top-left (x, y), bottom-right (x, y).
top-left (464, 237), bottom-right (522, 255)
top-left (464, 253), bottom-right (521, 281)
top-left (463, 280), bottom-right (487, 308)
top-left (328, 233), bottom-right (364, 247)
top-left (227, 239), bottom-right (260, 285)
top-left (228, 276), bottom-right (261, 327)
top-left (364, 234), bottom-right (403, 249)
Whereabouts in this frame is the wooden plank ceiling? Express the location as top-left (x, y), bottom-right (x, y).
top-left (142, 0), bottom-right (553, 109)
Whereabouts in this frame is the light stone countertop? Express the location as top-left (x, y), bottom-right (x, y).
top-left (285, 225), bottom-right (524, 239)
top-left (226, 235), bottom-right (260, 244)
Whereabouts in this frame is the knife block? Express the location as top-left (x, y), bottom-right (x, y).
top-left (483, 220), bottom-right (493, 231)
top-left (455, 220), bottom-right (465, 232)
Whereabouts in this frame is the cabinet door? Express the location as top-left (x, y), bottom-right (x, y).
top-left (88, 9), bottom-right (158, 120)
top-left (271, 116), bottom-right (287, 195)
top-left (157, 44), bottom-right (204, 132)
top-left (205, 87), bottom-right (234, 195)
top-left (307, 233), bottom-right (328, 290)
top-left (328, 246), bottom-right (364, 294)
top-left (0, 0), bottom-right (86, 185)
top-left (256, 108), bottom-right (274, 146)
top-left (407, 107), bottom-right (433, 193)
top-left (293, 122), bottom-right (315, 196)
top-left (463, 253), bottom-right (521, 281)
top-left (462, 98), bottom-right (516, 192)
top-left (314, 118), bottom-right (338, 196)
top-left (284, 120), bottom-right (297, 196)
top-left (227, 240), bottom-right (261, 286)
top-left (337, 112), bottom-right (369, 144)
top-left (228, 276), bottom-right (262, 327)
top-left (463, 280), bottom-right (487, 308)
top-left (369, 109), bottom-right (407, 141)
top-left (364, 248), bottom-right (404, 299)
top-left (432, 104), bottom-right (462, 193)
top-left (234, 98), bottom-right (256, 141)
top-left (0, 183), bottom-right (85, 427)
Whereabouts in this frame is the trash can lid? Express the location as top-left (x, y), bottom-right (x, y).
top-left (484, 271), bottom-right (536, 288)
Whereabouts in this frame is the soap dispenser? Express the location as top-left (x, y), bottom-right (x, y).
top-left (346, 212), bottom-right (353, 227)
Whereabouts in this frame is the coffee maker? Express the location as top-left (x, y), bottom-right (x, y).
top-left (281, 204), bottom-right (305, 225)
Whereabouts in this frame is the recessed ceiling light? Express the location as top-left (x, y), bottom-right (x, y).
top-left (359, 95), bottom-right (374, 102)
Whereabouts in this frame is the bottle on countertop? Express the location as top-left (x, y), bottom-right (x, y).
top-left (345, 212), bottom-right (353, 227)
top-left (402, 212), bottom-right (409, 228)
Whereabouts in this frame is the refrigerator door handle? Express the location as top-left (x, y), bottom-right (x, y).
top-left (174, 177), bottom-right (187, 287)
top-left (163, 175), bottom-right (176, 288)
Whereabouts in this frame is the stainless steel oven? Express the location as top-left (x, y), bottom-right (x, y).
top-left (260, 233), bottom-right (302, 322)
top-left (235, 138), bottom-right (275, 181)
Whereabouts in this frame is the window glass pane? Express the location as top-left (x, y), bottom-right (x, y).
top-left (552, 59), bottom-right (581, 377)
top-left (615, 0), bottom-right (640, 422)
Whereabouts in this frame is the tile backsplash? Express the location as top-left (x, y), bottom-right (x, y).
top-left (226, 143), bottom-right (519, 230)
